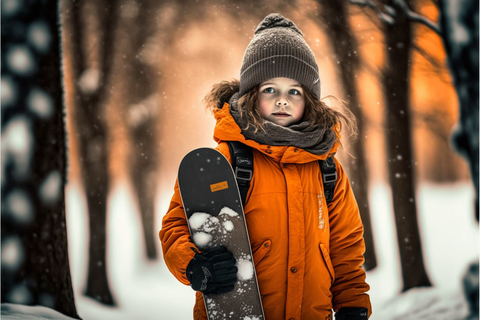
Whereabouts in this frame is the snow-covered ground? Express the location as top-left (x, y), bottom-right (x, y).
top-left (366, 183), bottom-right (477, 320)
top-left (2, 181), bottom-right (478, 320)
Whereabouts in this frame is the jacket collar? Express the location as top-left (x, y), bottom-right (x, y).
top-left (213, 103), bottom-right (339, 164)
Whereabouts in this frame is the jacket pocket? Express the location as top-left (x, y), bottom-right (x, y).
top-left (319, 243), bottom-right (335, 283)
top-left (253, 239), bottom-right (271, 266)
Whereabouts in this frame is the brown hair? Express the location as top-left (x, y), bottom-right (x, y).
top-left (203, 79), bottom-right (357, 142)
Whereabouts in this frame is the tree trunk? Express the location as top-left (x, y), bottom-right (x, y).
top-left (438, 1), bottom-right (479, 318)
top-left (439, 0), bottom-right (479, 220)
top-left (124, 0), bottom-right (162, 260)
top-left (1, 0), bottom-right (79, 317)
top-left (61, 0), bottom-right (118, 305)
top-left (100, 0), bottom-right (164, 261)
top-left (122, 0), bottom-right (196, 260)
top-left (384, 0), bottom-right (431, 291)
top-left (318, 1), bottom-right (377, 271)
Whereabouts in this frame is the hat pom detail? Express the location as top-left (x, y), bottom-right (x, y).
top-left (254, 13), bottom-right (303, 36)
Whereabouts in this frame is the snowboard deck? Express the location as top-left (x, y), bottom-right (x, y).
top-left (178, 147), bottom-right (264, 320)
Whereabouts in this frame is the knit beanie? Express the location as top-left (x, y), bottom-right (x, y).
top-left (239, 13), bottom-right (321, 99)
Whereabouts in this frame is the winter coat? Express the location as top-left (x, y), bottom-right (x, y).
top-left (160, 102), bottom-right (372, 320)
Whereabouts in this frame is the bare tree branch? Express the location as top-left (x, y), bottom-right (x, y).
top-left (411, 42), bottom-right (445, 70)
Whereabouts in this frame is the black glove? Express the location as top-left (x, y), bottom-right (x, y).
top-left (186, 245), bottom-right (238, 295)
top-left (335, 307), bottom-right (368, 320)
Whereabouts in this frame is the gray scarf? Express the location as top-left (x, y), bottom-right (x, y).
top-left (228, 93), bottom-right (336, 156)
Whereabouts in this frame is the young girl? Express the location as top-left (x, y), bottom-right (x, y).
top-left (160, 13), bottom-right (372, 320)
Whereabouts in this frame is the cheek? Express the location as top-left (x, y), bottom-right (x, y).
top-left (293, 102), bottom-right (305, 119)
top-left (257, 98), bottom-right (270, 117)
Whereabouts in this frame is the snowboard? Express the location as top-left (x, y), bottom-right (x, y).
top-left (178, 147), bottom-right (265, 320)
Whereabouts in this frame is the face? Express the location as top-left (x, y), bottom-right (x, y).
top-left (257, 77), bottom-right (305, 127)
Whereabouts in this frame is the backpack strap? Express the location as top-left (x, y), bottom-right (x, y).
top-left (226, 141), bottom-right (337, 206)
top-left (319, 156), bottom-right (337, 204)
top-left (225, 141), bottom-right (253, 206)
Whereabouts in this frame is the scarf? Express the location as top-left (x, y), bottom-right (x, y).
top-left (228, 92), bottom-right (336, 156)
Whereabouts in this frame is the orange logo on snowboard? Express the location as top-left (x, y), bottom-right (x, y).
top-left (210, 181), bottom-right (228, 192)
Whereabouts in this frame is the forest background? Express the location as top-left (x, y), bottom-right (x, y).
top-left (1, 0), bottom-right (478, 319)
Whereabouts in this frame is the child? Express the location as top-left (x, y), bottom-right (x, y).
top-left (160, 13), bottom-right (372, 320)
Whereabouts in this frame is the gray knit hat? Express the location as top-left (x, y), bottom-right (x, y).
top-left (239, 13), bottom-right (321, 99)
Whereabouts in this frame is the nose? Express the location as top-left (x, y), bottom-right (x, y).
top-left (276, 97), bottom-right (288, 107)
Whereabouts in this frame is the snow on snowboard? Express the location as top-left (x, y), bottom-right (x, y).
top-left (178, 147), bottom-right (264, 320)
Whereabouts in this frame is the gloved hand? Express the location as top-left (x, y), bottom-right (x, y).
top-left (335, 307), bottom-right (369, 320)
top-left (186, 245), bottom-right (238, 295)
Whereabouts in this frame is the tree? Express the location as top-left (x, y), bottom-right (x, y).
top-left (317, 0), bottom-right (378, 271)
top-left (1, 0), bottom-right (79, 317)
top-left (125, 0), bottom-right (162, 260)
top-left (108, 0), bottom-right (195, 260)
top-left (61, 0), bottom-right (117, 305)
top-left (353, 0), bottom-right (478, 221)
top-left (438, 1), bottom-right (479, 318)
top-left (352, 0), bottom-right (478, 314)
top-left (351, 0), bottom-right (432, 290)
top-left (122, 0), bottom-right (201, 260)
top-left (383, 0), bottom-right (432, 291)
top-left (438, 0), bottom-right (479, 220)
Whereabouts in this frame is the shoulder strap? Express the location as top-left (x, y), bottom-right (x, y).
top-left (319, 156), bottom-right (337, 204)
top-left (225, 141), bottom-right (253, 207)
top-left (226, 141), bottom-right (337, 205)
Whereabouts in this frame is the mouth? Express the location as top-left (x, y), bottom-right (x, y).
top-left (272, 112), bottom-right (290, 117)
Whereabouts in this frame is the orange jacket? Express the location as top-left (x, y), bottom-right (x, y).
top-left (160, 103), bottom-right (372, 320)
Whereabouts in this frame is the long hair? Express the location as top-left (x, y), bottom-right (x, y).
top-left (203, 79), bottom-right (357, 142)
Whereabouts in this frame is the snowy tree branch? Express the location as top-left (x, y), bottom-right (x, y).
top-left (350, 0), bottom-right (442, 35)
top-left (393, 0), bottom-right (441, 35)
top-left (350, 0), bottom-right (395, 25)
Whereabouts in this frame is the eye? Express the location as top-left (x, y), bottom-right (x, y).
top-left (289, 89), bottom-right (301, 95)
top-left (262, 87), bottom-right (275, 94)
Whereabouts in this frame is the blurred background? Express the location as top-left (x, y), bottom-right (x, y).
top-left (2, 0), bottom-right (478, 319)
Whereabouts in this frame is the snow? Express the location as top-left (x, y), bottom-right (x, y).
top-left (66, 181), bottom-right (195, 320)
top-left (127, 94), bottom-right (159, 128)
top-left (1, 303), bottom-right (77, 320)
top-left (6, 45), bottom-right (36, 76)
top-left (27, 88), bottom-right (54, 119)
top-left (237, 259), bottom-right (254, 281)
top-left (27, 21), bottom-right (51, 53)
top-left (4, 189), bottom-right (34, 224)
top-left (224, 220), bottom-right (234, 231)
top-left (188, 212), bottom-right (211, 230)
top-left (192, 232), bottom-right (212, 248)
top-left (219, 206), bottom-right (239, 217)
top-left (189, 211), bottom-right (224, 248)
top-left (189, 207), bottom-right (240, 249)
top-left (366, 183), bottom-right (478, 320)
top-left (2, 116), bottom-right (34, 178)
top-left (378, 12), bottom-right (395, 25)
top-left (1, 236), bottom-right (24, 272)
top-left (371, 287), bottom-right (469, 320)
top-left (1, 77), bottom-right (17, 108)
top-left (3, 181), bottom-right (476, 319)
top-left (444, 0), bottom-right (470, 45)
top-left (4, 285), bottom-right (33, 306)
top-left (1, 0), bottom-right (22, 17)
top-left (39, 170), bottom-right (61, 204)
top-left (78, 68), bottom-right (100, 95)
